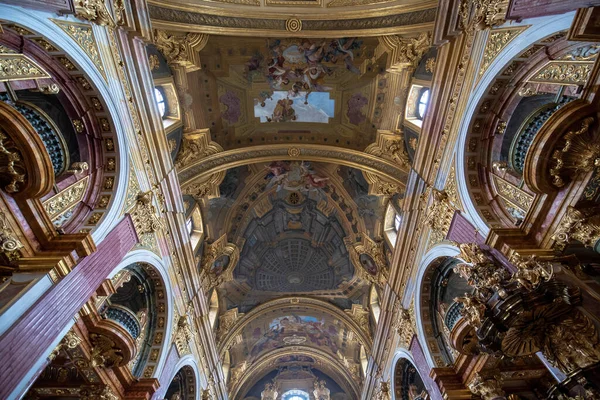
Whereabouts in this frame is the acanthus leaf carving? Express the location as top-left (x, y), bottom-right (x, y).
top-left (129, 191), bottom-right (163, 236)
top-left (379, 32), bottom-right (431, 72)
top-left (552, 205), bottom-right (600, 251)
top-left (74, 0), bottom-right (115, 26)
top-left (154, 30), bottom-right (209, 72)
top-left (175, 129), bottom-right (223, 170)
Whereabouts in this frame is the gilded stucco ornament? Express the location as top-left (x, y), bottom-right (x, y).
top-left (200, 234), bottom-right (239, 290)
top-left (392, 303), bottom-right (416, 348)
top-left (175, 129), bottom-right (223, 170)
top-left (261, 382), bottom-right (279, 400)
top-left (0, 211), bottom-right (23, 263)
top-left (48, 330), bottom-right (82, 361)
top-left (454, 293), bottom-right (487, 328)
top-left (0, 131), bottom-right (26, 193)
top-left (374, 380), bottom-right (391, 400)
top-left (216, 308), bottom-right (243, 344)
top-left (129, 191), bottom-right (163, 236)
top-left (89, 333), bottom-right (124, 368)
top-left (345, 304), bottom-right (371, 339)
top-left (549, 117), bottom-right (599, 188)
top-left (552, 205), bottom-right (600, 251)
top-left (174, 315), bottom-right (195, 356)
top-left (346, 236), bottom-right (388, 286)
top-left (154, 30), bottom-right (209, 72)
top-left (459, 0), bottom-right (507, 31)
top-left (75, 0), bottom-right (115, 26)
top-left (379, 32), bottom-right (431, 72)
top-left (468, 373), bottom-right (505, 400)
top-left (422, 188), bottom-right (457, 246)
top-left (508, 253), bottom-right (553, 292)
top-left (364, 130), bottom-right (411, 169)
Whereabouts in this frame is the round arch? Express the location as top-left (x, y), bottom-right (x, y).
top-left (159, 355), bottom-right (203, 400)
top-left (230, 346), bottom-right (360, 400)
top-left (0, 5), bottom-right (132, 243)
top-left (390, 352), bottom-right (431, 400)
top-left (108, 249), bottom-right (175, 380)
top-left (177, 144), bottom-right (409, 187)
top-left (454, 13), bottom-right (575, 236)
top-left (412, 243), bottom-right (460, 369)
top-left (218, 297), bottom-right (372, 356)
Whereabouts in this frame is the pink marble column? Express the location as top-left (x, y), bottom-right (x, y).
top-left (152, 345), bottom-right (180, 400)
top-left (0, 216), bottom-right (138, 399)
top-left (409, 336), bottom-right (444, 400)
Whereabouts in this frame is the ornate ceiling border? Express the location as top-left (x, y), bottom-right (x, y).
top-left (218, 296), bottom-right (373, 356)
top-left (148, 3), bottom-right (436, 37)
top-left (177, 144), bottom-right (409, 188)
top-left (230, 346), bottom-right (361, 399)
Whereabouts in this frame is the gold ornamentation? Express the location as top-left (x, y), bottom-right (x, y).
top-left (552, 205), bottom-right (600, 251)
top-left (200, 234), bottom-right (239, 290)
top-left (379, 32), bottom-right (431, 72)
top-left (67, 162), bottom-right (89, 174)
top-left (454, 243), bottom-right (509, 295)
top-left (148, 54), bottom-right (160, 71)
top-left (550, 117), bottom-right (599, 187)
top-left (217, 308), bottom-right (243, 344)
top-left (495, 120), bottom-right (507, 135)
top-left (508, 252), bottom-right (553, 292)
top-left (129, 191), bottom-right (164, 236)
top-left (48, 330), bottom-right (82, 361)
top-left (0, 54), bottom-right (50, 82)
top-left (392, 305), bottom-right (415, 348)
top-left (43, 176), bottom-right (89, 221)
top-left (90, 333), bottom-right (124, 368)
top-left (39, 84), bottom-right (60, 94)
top-left (445, 163), bottom-right (462, 211)
top-left (365, 130), bottom-right (410, 168)
top-left (374, 380), bottom-right (391, 400)
top-left (0, 130), bottom-right (26, 194)
top-left (422, 189), bottom-right (457, 245)
top-left (285, 18), bottom-right (302, 33)
top-left (113, 0), bottom-right (126, 25)
top-left (154, 30), bottom-right (209, 72)
top-left (174, 315), bottom-right (195, 356)
top-left (288, 147), bottom-right (301, 157)
top-left (492, 174), bottom-right (533, 212)
top-left (425, 57), bottom-right (436, 73)
top-left (72, 119), bottom-right (84, 133)
top-left (0, 211), bottom-right (23, 262)
top-left (454, 293), bottom-right (487, 328)
top-left (175, 129), bottom-right (223, 170)
top-left (74, 0), bottom-right (115, 26)
top-left (468, 373), bottom-right (505, 400)
top-left (459, 0), bottom-right (507, 31)
top-left (346, 236), bottom-right (387, 286)
top-left (52, 20), bottom-right (106, 79)
top-left (364, 173), bottom-right (401, 197)
top-left (261, 382), bottom-right (279, 400)
top-left (479, 27), bottom-right (526, 78)
top-left (345, 304), bottom-right (371, 339)
top-left (530, 61), bottom-right (593, 85)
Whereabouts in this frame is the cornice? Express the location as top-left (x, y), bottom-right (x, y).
top-left (148, 3), bottom-right (436, 37)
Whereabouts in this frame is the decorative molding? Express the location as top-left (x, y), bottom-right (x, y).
top-left (175, 129), bottom-right (223, 170)
top-left (48, 330), bottom-right (82, 361)
top-left (479, 26), bottom-right (527, 79)
top-left (491, 174), bottom-right (533, 212)
top-left (392, 301), bottom-right (415, 348)
top-left (0, 53), bottom-right (50, 82)
top-left (128, 191), bottom-right (163, 236)
top-left (43, 176), bottom-right (89, 221)
top-left (345, 304), bottom-right (371, 339)
top-left (346, 236), bottom-right (388, 286)
top-left (553, 205), bottom-right (600, 251)
top-left (549, 117), bottom-right (598, 187)
top-left (0, 130), bottom-right (26, 193)
top-left (327, 0), bottom-right (394, 7)
top-left (530, 61), bottom-right (593, 85)
top-left (422, 188), bottom-right (457, 247)
top-left (0, 211), bottom-right (23, 264)
top-left (468, 373), bottom-right (505, 400)
top-left (154, 30), bottom-right (209, 72)
top-left (378, 32), bottom-right (431, 72)
top-left (52, 20), bottom-right (106, 79)
top-left (74, 0), bottom-right (115, 26)
top-left (200, 234), bottom-right (239, 291)
top-left (285, 18), bottom-right (302, 32)
top-left (458, 0), bottom-right (508, 31)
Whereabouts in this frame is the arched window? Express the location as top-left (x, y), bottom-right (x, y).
top-left (282, 390), bottom-right (310, 400)
top-left (394, 213), bottom-right (402, 232)
top-left (154, 87), bottom-right (166, 118)
top-left (417, 88), bottom-right (430, 120)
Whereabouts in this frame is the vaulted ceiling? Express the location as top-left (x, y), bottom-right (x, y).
top-left (163, 28), bottom-right (429, 399)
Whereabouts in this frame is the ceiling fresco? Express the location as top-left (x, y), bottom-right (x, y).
top-left (188, 36), bottom-right (396, 150)
top-left (199, 161), bottom-right (390, 312)
top-left (226, 306), bottom-right (361, 377)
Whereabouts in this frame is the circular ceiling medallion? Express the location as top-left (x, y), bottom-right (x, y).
top-left (285, 19), bottom-right (302, 33)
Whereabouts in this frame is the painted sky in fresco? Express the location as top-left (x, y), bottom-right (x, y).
top-left (254, 91), bottom-right (335, 123)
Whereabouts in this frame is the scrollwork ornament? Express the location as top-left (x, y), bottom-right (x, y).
top-left (552, 206), bottom-right (600, 251)
top-left (129, 191), bottom-right (164, 236)
top-left (468, 372), bottom-right (505, 400)
top-left (508, 252), bottom-right (553, 292)
top-left (75, 0), bottom-right (115, 26)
